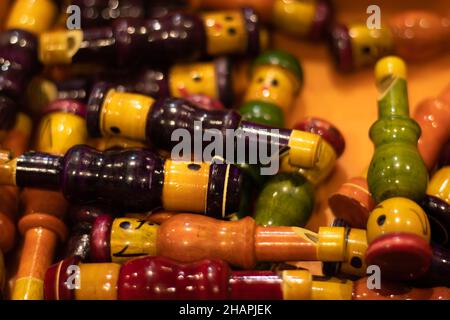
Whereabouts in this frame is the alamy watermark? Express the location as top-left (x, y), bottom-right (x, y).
top-left (367, 5), bottom-right (381, 29)
top-left (170, 121), bottom-right (281, 176)
top-left (66, 5), bottom-right (81, 30)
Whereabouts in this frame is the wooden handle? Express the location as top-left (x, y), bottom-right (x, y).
top-left (156, 214), bottom-right (257, 269)
top-left (255, 226), bottom-right (319, 262)
top-left (12, 189), bottom-right (68, 300)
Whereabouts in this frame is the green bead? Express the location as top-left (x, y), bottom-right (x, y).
top-left (253, 50), bottom-right (303, 85)
top-left (368, 77), bottom-right (428, 204)
top-left (253, 172), bottom-right (314, 227)
top-left (239, 100), bottom-right (284, 127)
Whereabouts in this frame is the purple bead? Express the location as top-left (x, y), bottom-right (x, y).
top-left (56, 77), bottom-right (92, 101)
top-left (207, 163), bottom-right (242, 218)
top-left (65, 222), bottom-right (92, 260)
top-left (61, 145), bottom-right (165, 212)
top-left (72, 26), bottom-right (117, 65)
top-left (238, 121), bottom-right (292, 157)
top-left (437, 140), bottom-right (450, 169)
top-left (242, 7), bottom-right (263, 57)
top-left (66, 205), bottom-right (116, 260)
top-left (308, 0), bottom-right (334, 41)
top-left (0, 29), bottom-right (40, 126)
top-left (214, 57), bottom-right (233, 108)
top-left (72, 13), bottom-right (206, 66)
top-left (99, 67), bottom-right (170, 99)
top-left (420, 195), bottom-right (450, 248)
top-left (146, 97), bottom-right (242, 152)
top-left (0, 96), bottom-right (17, 130)
top-left (86, 82), bottom-right (114, 137)
top-left (68, 204), bottom-right (116, 224)
top-left (327, 24), bottom-right (353, 72)
top-left (15, 151), bottom-right (63, 189)
top-left (414, 244), bottom-right (450, 287)
top-left (70, 0), bottom-right (146, 28)
top-left (90, 214), bottom-right (113, 262)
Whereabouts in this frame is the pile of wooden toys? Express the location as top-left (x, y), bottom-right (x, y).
top-left (0, 0), bottom-right (449, 300)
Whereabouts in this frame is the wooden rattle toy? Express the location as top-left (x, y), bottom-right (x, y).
top-left (329, 10), bottom-right (450, 71)
top-left (86, 86), bottom-right (323, 169)
top-left (87, 213), bottom-right (367, 277)
top-left (39, 8), bottom-right (268, 67)
top-left (367, 56), bottom-right (427, 204)
top-left (10, 99), bottom-right (87, 300)
top-left (44, 256), bottom-right (352, 300)
top-left (238, 50), bottom-right (303, 127)
top-left (0, 144), bottom-right (243, 216)
top-left (187, 0), bottom-right (333, 41)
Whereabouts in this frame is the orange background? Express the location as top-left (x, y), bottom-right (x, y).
top-left (270, 0), bottom-right (450, 232)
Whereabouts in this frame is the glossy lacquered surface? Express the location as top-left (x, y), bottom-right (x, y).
top-left (366, 197), bottom-right (432, 280)
top-left (86, 88), bottom-right (322, 169)
top-left (328, 10), bottom-right (450, 71)
top-left (87, 213), bottom-right (361, 275)
top-left (40, 8), bottom-right (265, 66)
top-left (367, 57), bottom-right (427, 204)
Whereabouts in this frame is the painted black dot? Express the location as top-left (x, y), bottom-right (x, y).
top-left (225, 16), bottom-right (233, 21)
top-left (119, 221), bottom-right (131, 229)
top-left (350, 257), bottom-right (362, 269)
top-left (110, 126), bottom-right (121, 134)
top-left (361, 46), bottom-right (371, 55)
top-left (377, 214), bottom-right (386, 226)
top-left (188, 163), bottom-right (201, 171)
top-left (271, 79), bottom-right (279, 86)
top-left (227, 27), bottom-right (236, 35)
top-left (192, 74), bottom-right (202, 82)
top-left (257, 77), bottom-right (264, 83)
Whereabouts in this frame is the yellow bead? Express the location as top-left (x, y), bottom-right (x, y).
top-left (169, 62), bottom-right (218, 99)
top-left (288, 130), bottom-right (322, 169)
top-left (162, 160), bottom-right (210, 213)
top-left (39, 30), bottom-right (84, 65)
top-left (366, 197), bottom-right (431, 244)
top-left (310, 278), bottom-right (353, 300)
top-left (244, 65), bottom-right (299, 114)
top-left (14, 112), bottom-right (33, 139)
top-left (317, 226), bottom-right (346, 261)
top-left (272, 0), bottom-right (316, 37)
top-left (340, 228), bottom-right (368, 277)
top-left (100, 90), bottom-right (154, 141)
top-left (11, 277), bottom-right (43, 300)
top-left (427, 166), bottom-right (450, 205)
top-left (26, 77), bottom-right (58, 115)
top-left (281, 270), bottom-right (312, 300)
top-left (281, 140), bottom-right (337, 185)
top-left (36, 112), bottom-right (87, 155)
top-left (76, 263), bottom-right (120, 300)
top-left (6, 0), bottom-right (57, 35)
top-left (110, 218), bottom-right (158, 264)
top-left (375, 56), bottom-right (407, 87)
top-left (202, 10), bottom-right (248, 55)
top-left (348, 24), bottom-right (394, 70)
